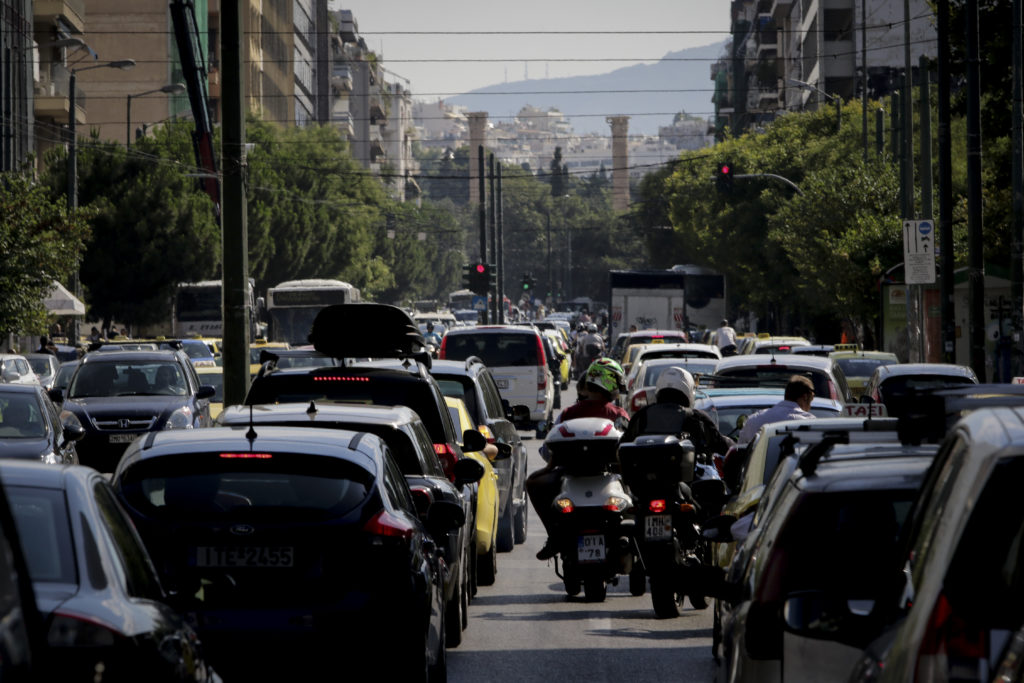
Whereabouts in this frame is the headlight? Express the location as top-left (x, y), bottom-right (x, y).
top-left (164, 406), bottom-right (195, 430)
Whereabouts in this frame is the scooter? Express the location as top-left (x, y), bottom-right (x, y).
top-left (543, 418), bottom-right (637, 602)
top-left (619, 434), bottom-right (727, 617)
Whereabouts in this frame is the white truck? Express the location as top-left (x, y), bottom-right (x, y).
top-left (608, 267), bottom-right (726, 341)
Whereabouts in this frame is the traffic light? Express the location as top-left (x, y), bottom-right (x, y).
top-left (461, 264), bottom-right (474, 290)
top-left (522, 272), bottom-right (533, 292)
top-left (716, 162), bottom-right (734, 193)
top-left (468, 262), bottom-right (489, 295)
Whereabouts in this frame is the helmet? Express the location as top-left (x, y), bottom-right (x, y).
top-left (426, 321), bottom-right (435, 332)
top-left (655, 366), bottom-right (696, 408)
top-left (585, 358), bottom-right (625, 397)
top-left (587, 323), bottom-right (598, 333)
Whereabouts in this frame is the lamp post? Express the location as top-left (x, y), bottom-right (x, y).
top-left (789, 78), bottom-right (841, 132)
top-left (126, 83), bottom-right (185, 149)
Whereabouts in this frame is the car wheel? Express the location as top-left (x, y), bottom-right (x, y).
top-left (445, 571), bottom-right (463, 648)
top-left (477, 543), bottom-right (497, 586)
top-left (513, 501), bottom-right (528, 544)
top-left (496, 501), bottom-right (514, 553)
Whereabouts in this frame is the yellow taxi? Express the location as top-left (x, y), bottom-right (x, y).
top-left (195, 365), bottom-right (224, 420)
top-left (445, 395), bottom-right (501, 586)
top-left (828, 344), bottom-right (900, 398)
top-left (543, 329), bottom-right (571, 389)
top-left (248, 339), bottom-right (289, 376)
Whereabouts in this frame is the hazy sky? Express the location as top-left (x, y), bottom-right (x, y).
top-left (327, 1), bottom-right (732, 100)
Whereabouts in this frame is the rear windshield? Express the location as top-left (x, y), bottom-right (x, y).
top-left (444, 333), bottom-right (541, 367)
top-left (836, 357), bottom-right (897, 378)
top-left (0, 394), bottom-right (47, 438)
top-left (643, 361), bottom-right (719, 387)
top-left (436, 377), bottom-right (480, 421)
top-left (714, 368), bottom-right (834, 399)
top-left (7, 486), bottom-right (76, 584)
top-left (118, 453), bottom-right (374, 520)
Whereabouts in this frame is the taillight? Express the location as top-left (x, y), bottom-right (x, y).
top-left (649, 499), bottom-right (666, 513)
top-left (439, 335), bottom-right (448, 359)
top-left (537, 365), bottom-right (547, 391)
top-left (48, 611), bottom-right (120, 647)
top-left (535, 334), bottom-right (547, 367)
top-left (555, 497), bottom-right (574, 513)
top-left (434, 443), bottom-right (458, 481)
top-left (363, 509), bottom-right (415, 541)
top-left (219, 452), bottom-right (272, 459)
top-left (631, 391), bottom-right (648, 414)
top-left (915, 592), bottom-right (987, 683)
top-left (477, 424), bottom-right (495, 443)
top-left (313, 376), bottom-right (370, 383)
top-left (679, 503), bottom-right (695, 514)
top-left (604, 496), bottom-right (629, 512)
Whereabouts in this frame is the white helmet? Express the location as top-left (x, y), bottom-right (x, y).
top-left (655, 366), bottom-right (696, 408)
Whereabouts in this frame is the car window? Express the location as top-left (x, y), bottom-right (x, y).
top-left (478, 370), bottom-right (506, 419)
top-left (7, 487), bottom-right (76, 584)
top-left (0, 395), bottom-right (46, 438)
top-left (409, 421), bottom-right (446, 478)
top-left (444, 333), bottom-right (540, 367)
top-left (834, 357), bottom-right (897, 378)
top-left (70, 361), bottom-right (187, 398)
top-left (437, 377), bottom-right (481, 421)
top-left (25, 357), bottom-right (53, 377)
top-left (715, 367), bottom-right (834, 399)
top-left (92, 482), bottom-right (164, 600)
top-left (381, 449), bottom-right (417, 514)
top-left (908, 435), bottom-right (969, 587)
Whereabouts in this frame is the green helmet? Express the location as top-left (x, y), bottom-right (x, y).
top-left (585, 358), bottom-right (625, 397)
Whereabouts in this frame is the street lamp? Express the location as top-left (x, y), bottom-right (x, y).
top-left (126, 83), bottom-right (185, 149)
top-left (789, 78), bottom-right (841, 132)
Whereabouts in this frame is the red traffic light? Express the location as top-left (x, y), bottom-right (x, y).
top-left (720, 164), bottom-right (731, 175)
top-left (475, 264), bottom-right (486, 273)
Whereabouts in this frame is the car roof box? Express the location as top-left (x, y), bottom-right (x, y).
top-left (310, 303), bottom-right (427, 361)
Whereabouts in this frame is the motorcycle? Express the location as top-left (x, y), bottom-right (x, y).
top-left (619, 434), bottom-right (728, 617)
top-left (543, 418), bottom-right (637, 602)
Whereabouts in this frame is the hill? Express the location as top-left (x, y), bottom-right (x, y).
top-left (446, 40), bottom-right (726, 137)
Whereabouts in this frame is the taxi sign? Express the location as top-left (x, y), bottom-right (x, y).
top-left (843, 403), bottom-right (888, 418)
top-left (834, 343), bottom-right (859, 352)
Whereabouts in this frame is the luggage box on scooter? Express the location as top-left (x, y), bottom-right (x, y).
top-left (619, 434), bottom-right (696, 487)
top-left (548, 440), bottom-right (620, 475)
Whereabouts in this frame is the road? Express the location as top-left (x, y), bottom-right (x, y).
top-left (448, 385), bottom-right (717, 682)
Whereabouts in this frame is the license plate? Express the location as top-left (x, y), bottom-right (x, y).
top-left (108, 434), bottom-right (139, 444)
top-left (577, 534), bottom-right (606, 563)
top-left (194, 546), bottom-right (294, 568)
top-left (644, 514), bottom-right (672, 541)
top-left (495, 378), bottom-right (509, 389)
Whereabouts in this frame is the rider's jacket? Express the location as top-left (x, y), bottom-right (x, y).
top-left (620, 402), bottom-right (733, 457)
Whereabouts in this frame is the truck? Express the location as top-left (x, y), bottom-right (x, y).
top-left (609, 267), bottom-right (726, 341)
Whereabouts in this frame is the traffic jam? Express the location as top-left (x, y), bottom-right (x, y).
top-left (0, 291), bottom-right (1019, 683)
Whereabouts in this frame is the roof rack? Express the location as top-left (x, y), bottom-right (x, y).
top-left (896, 383), bottom-right (1024, 443)
top-left (797, 432), bottom-right (850, 476)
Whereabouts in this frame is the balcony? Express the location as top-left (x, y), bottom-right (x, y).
top-left (33, 63), bottom-right (85, 124)
top-left (338, 10), bottom-right (358, 43)
top-left (34, 0), bottom-right (85, 33)
top-left (331, 65), bottom-right (352, 91)
top-left (771, 0), bottom-right (793, 23)
top-left (369, 98), bottom-right (386, 126)
top-left (332, 111), bottom-right (354, 137)
top-left (369, 132), bottom-right (385, 161)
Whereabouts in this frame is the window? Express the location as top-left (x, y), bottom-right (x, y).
top-left (444, 333), bottom-right (539, 367)
top-left (93, 482), bottom-right (163, 600)
top-left (479, 371), bottom-right (506, 419)
top-left (7, 487), bottom-right (76, 584)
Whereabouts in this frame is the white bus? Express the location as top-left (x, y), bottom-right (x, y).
top-left (265, 279), bottom-right (361, 345)
top-left (172, 279), bottom-right (262, 340)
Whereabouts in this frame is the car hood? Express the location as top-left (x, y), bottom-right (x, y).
top-left (66, 395), bottom-right (188, 416)
top-left (0, 437), bottom-right (51, 460)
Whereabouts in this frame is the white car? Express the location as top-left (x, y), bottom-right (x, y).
top-left (0, 354), bottom-right (39, 385)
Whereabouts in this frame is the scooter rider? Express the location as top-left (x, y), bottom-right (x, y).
top-left (528, 358), bottom-right (630, 560)
top-left (423, 321), bottom-right (443, 348)
top-left (620, 366), bottom-right (734, 458)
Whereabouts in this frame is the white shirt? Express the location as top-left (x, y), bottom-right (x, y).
top-left (737, 399), bottom-right (814, 443)
top-left (715, 326), bottom-right (737, 349)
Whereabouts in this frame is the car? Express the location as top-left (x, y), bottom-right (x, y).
top-left (786, 344), bottom-right (835, 357)
top-left (439, 324), bottom-right (557, 438)
top-left (862, 362), bottom-right (978, 418)
top-left (0, 383), bottom-right (85, 464)
top-left (0, 354), bottom-right (39, 385)
top-left (2, 459), bottom-right (218, 681)
top-left (247, 339), bottom-right (289, 375)
top-left (216, 401), bottom-right (483, 649)
top-left (112, 425), bottom-right (458, 680)
top-left (711, 436), bottom-right (937, 683)
top-left (624, 356), bottom-right (722, 415)
top-left (610, 329), bottom-right (689, 363)
top-left (737, 334), bottom-right (811, 355)
top-left (693, 387), bottom-right (845, 441)
top-left (0, 463), bottom-right (43, 680)
top-left (52, 360), bottom-right (79, 396)
top-left (23, 354), bottom-right (60, 391)
top-left (445, 395), bottom-right (504, 587)
top-left (430, 357), bottom-right (530, 552)
top-left (708, 353), bottom-right (854, 404)
top-left (542, 328), bottom-right (571, 390)
top-left (251, 346), bottom-right (339, 374)
top-left (165, 338), bottom-right (217, 367)
top-left (54, 348), bottom-right (216, 472)
top-left (195, 365), bottom-right (224, 420)
top-left (828, 346), bottom-right (900, 399)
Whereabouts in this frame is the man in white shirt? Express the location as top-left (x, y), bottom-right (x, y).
top-left (737, 375), bottom-right (816, 443)
top-left (715, 319), bottom-right (738, 355)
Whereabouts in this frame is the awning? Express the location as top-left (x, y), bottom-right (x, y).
top-left (44, 280), bottom-right (85, 316)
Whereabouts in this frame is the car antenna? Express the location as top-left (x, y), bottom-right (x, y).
top-left (246, 404), bottom-right (257, 444)
top-left (306, 400), bottom-right (317, 415)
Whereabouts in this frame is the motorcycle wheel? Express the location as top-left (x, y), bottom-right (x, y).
top-left (583, 578), bottom-right (607, 603)
top-left (564, 578), bottom-right (582, 597)
top-left (650, 576), bottom-right (680, 618)
top-left (628, 565), bottom-right (646, 596)
top-left (689, 593), bottom-right (709, 610)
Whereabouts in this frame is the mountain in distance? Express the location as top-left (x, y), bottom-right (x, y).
top-left (446, 40), bottom-right (727, 137)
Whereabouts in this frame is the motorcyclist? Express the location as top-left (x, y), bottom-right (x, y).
top-left (423, 321), bottom-right (443, 349)
top-left (619, 366), bottom-right (734, 458)
top-left (575, 324), bottom-right (605, 378)
top-left (528, 358), bottom-right (630, 560)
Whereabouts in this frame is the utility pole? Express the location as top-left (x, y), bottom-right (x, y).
top-left (497, 163), bottom-right (505, 324)
top-left (966, 0), bottom-right (986, 378)
top-left (478, 145), bottom-right (488, 324)
top-left (1012, 0), bottom-right (1024, 373)
top-left (221, 0), bottom-right (249, 406)
top-left (862, 0), bottom-right (869, 163)
top-left (938, 0), bottom-right (957, 363)
top-left (920, 54), bottom-right (934, 363)
top-left (488, 153), bottom-right (497, 325)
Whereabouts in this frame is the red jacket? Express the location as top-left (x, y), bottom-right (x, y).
top-left (558, 399), bottom-right (629, 424)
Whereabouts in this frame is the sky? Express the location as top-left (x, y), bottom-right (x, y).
top-left (326, 1), bottom-right (733, 100)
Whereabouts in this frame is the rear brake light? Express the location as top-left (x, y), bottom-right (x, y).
top-left (535, 334), bottom-right (547, 367)
top-left (434, 443), bottom-right (458, 481)
top-left (555, 498), bottom-right (574, 513)
top-left (477, 424), bottom-right (495, 443)
top-left (631, 391), bottom-right (648, 413)
top-left (595, 423), bottom-right (613, 436)
top-left (558, 424), bottom-right (575, 437)
top-left (649, 499), bottom-right (666, 513)
top-left (363, 509), bottom-right (415, 540)
top-left (48, 611), bottom-right (120, 647)
top-left (439, 336), bottom-right (448, 359)
top-left (778, 346), bottom-right (791, 351)
top-left (604, 496), bottom-right (629, 512)
top-left (219, 453), bottom-right (273, 459)
top-left (313, 376), bottom-right (370, 382)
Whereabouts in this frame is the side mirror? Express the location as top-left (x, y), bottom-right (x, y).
top-left (196, 385), bottom-right (216, 400)
top-left (493, 442), bottom-right (513, 461)
top-left (426, 500), bottom-right (466, 534)
top-left (453, 457), bottom-right (484, 488)
top-left (47, 388), bottom-right (64, 403)
top-left (61, 423), bottom-right (86, 444)
top-left (462, 428), bottom-right (487, 453)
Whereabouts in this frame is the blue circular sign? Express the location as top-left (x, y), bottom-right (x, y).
top-left (918, 221), bottom-right (933, 235)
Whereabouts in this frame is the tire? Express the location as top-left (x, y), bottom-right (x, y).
top-left (629, 565), bottom-right (646, 597)
top-left (496, 502), bottom-right (514, 553)
top-left (477, 543), bottom-right (497, 586)
top-left (554, 386), bottom-right (562, 409)
top-left (651, 576), bottom-right (680, 618)
top-left (689, 593), bottom-right (709, 610)
top-left (513, 501), bottom-right (528, 544)
top-left (445, 574), bottom-right (463, 648)
top-left (712, 599), bottom-right (723, 661)
top-left (564, 578), bottom-right (582, 597)
top-left (429, 607), bottom-right (447, 683)
top-left (583, 577), bottom-right (607, 603)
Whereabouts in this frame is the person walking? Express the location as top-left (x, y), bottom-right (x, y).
top-left (715, 319), bottom-right (738, 356)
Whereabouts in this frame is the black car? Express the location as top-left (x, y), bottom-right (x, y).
top-left (1, 460), bottom-right (217, 682)
top-left (112, 425), bottom-right (460, 680)
top-left (0, 466), bottom-right (44, 681)
top-left (217, 401), bottom-right (485, 648)
top-left (0, 383), bottom-right (84, 464)
top-left (430, 357), bottom-right (530, 552)
top-left (54, 349), bottom-right (215, 472)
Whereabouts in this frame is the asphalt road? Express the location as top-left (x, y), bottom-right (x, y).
top-left (447, 385), bottom-right (717, 682)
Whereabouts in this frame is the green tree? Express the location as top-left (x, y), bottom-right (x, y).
top-left (0, 173), bottom-right (91, 338)
top-left (549, 147), bottom-right (568, 197)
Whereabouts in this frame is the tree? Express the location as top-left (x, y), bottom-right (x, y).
top-left (0, 173), bottom-right (91, 338)
top-left (549, 147), bottom-right (567, 197)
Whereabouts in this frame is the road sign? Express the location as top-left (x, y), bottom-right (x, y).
top-left (471, 295), bottom-right (487, 311)
top-left (903, 220), bottom-right (936, 285)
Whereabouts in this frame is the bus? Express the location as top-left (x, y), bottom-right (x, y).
top-left (172, 279), bottom-right (262, 340)
top-left (265, 279), bottom-right (361, 345)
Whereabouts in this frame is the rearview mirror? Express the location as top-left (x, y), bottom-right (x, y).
top-left (462, 429), bottom-right (487, 453)
top-left (453, 457), bottom-right (484, 488)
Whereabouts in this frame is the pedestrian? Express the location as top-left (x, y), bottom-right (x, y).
top-left (89, 327), bottom-right (102, 343)
top-left (715, 319), bottom-right (738, 356)
top-left (737, 375), bottom-right (816, 444)
top-left (35, 336), bottom-right (57, 356)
